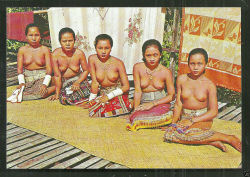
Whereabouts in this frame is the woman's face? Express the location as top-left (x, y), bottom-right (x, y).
top-left (144, 45), bottom-right (161, 67)
top-left (96, 39), bottom-right (112, 61)
top-left (60, 32), bottom-right (75, 52)
top-left (188, 53), bottom-right (206, 76)
top-left (26, 27), bottom-right (41, 47)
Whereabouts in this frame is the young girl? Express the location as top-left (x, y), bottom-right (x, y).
top-left (126, 39), bottom-right (175, 131)
top-left (164, 48), bottom-right (241, 152)
top-left (49, 27), bottom-right (90, 105)
top-left (88, 34), bottom-right (132, 117)
top-left (14, 23), bottom-right (53, 101)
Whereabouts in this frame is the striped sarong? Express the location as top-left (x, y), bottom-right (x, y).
top-left (164, 108), bottom-right (215, 142)
top-left (126, 90), bottom-right (172, 131)
top-left (22, 69), bottom-right (47, 101)
top-left (59, 75), bottom-right (91, 105)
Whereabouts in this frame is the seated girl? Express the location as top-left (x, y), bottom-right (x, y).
top-left (126, 39), bottom-right (175, 131)
top-left (164, 48), bottom-right (241, 152)
top-left (88, 34), bottom-right (132, 117)
top-left (49, 27), bottom-right (90, 105)
top-left (7, 23), bottom-right (54, 102)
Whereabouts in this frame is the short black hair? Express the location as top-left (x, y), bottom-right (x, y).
top-left (25, 23), bottom-right (40, 36)
top-left (188, 48), bottom-right (208, 64)
top-left (94, 34), bottom-right (113, 48)
top-left (142, 39), bottom-right (163, 62)
top-left (58, 27), bottom-right (75, 42)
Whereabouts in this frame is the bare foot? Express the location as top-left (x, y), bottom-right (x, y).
top-left (209, 141), bottom-right (227, 152)
top-left (228, 135), bottom-right (242, 152)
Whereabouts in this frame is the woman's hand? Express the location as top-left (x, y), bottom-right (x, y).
top-left (16, 83), bottom-right (25, 89)
top-left (71, 82), bottom-right (80, 91)
top-left (134, 102), bottom-right (154, 111)
top-left (96, 95), bottom-right (109, 105)
top-left (48, 94), bottom-right (59, 101)
top-left (39, 85), bottom-right (48, 97)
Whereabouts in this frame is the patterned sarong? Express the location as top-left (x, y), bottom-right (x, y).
top-left (89, 86), bottom-right (132, 118)
top-left (59, 75), bottom-right (91, 105)
top-left (22, 69), bottom-right (47, 101)
top-left (126, 90), bottom-right (172, 131)
top-left (164, 108), bottom-right (215, 142)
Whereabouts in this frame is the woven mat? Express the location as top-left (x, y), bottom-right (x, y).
top-left (7, 86), bottom-right (241, 168)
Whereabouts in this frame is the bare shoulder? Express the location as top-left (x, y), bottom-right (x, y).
top-left (111, 56), bottom-right (124, 65)
top-left (177, 74), bottom-right (188, 83)
top-left (133, 62), bottom-right (144, 70)
top-left (75, 48), bottom-right (85, 56)
top-left (52, 47), bottom-right (62, 54)
top-left (204, 76), bottom-right (216, 90)
top-left (51, 48), bottom-right (62, 58)
top-left (161, 64), bottom-right (172, 74)
top-left (88, 54), bottom-right (98, 62)
top-left (18, 45), bottom-right (28, 53)
top-left (41, 45), bottom-right (51, 53)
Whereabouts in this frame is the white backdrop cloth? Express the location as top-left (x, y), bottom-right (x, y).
top-left (48, 7), bottom-right (165, 74)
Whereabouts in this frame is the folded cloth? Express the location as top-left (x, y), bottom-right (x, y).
top-left (7, 86), bottom-right (25, 103)
top-left (126, 104), bottom-right (172, 131)
top-left (89, 84), bottom-right (132, 118)
top-left (59, 75), bottom-right (91, 105)
top-left (164, 108), bottom-right (215, 142)
top-left (22, 69), bottom-right (47, 101)
top-left (126, 90), bottom-right (172, 131)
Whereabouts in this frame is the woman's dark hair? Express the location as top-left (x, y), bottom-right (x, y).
top-left (25, 23), bottom-right (40, 35)
top-left (58, 27), bottom-right (76, 42)
top-left (94, 34), bottom-right (113, 48)
top-left (142, 39), bottom-right (163, 62)
top-left (188, 48), bottom-right (208, 64)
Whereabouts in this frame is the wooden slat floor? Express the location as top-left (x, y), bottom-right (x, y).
top-left (6, 122), bottom-right (128, 169)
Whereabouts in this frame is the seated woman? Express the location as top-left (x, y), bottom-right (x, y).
top-left (126, 39), bottom-right (175, 131)
top-left (164, 48), bottom-right (241, 152)
top-left (88, 34), bottom-right (132, 117)
top-left (7, 23), bottom-right (53, 102)
top-left (49, 27), bottom-right (90, 105)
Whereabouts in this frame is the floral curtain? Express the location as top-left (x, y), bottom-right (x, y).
top-left (178, 8), bottom-right (241, 92)
top-left (47, 7), bottom-right (165, 74)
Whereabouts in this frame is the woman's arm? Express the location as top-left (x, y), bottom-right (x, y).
top-left (191, 82), bottom-right (218, 123)
top-left (152, 68), bottom-right (175, 106)
top-left (88, 56), bottom-right (99, 94)
top-left (133, 64), bottom-right (142, 109)
top-left (71, 50), bottom-right (89, 91)
top-left (172, 75), bottom-right (183, 123)
top-left (117, 60), bottom-right (130, 93)
top-left (17, 47), bottom-right (25, 88)
top-left (51, 52), bottom-right (62, 99)
top-left (40, 46), bottom-right (52, 96)
top-left (44, 47), bottom-right (52, 75)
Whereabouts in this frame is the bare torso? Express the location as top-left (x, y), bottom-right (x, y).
top-left (180, 74), bottom-right (211, 110)
top-left (53, 48), bottom-right (83, 78)
top-left (90, 54), bottom-right (122, 87)
top-left (21, 45), bottom-right (49, 70)
top-left (178, 74), bottom-right (216, 128)
top-left (136, 63), bottom-right (168, 92)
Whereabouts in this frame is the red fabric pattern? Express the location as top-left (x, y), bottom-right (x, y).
top-left (129, 104), bottom-right (171, 123)
top-left (7, 12), bottom-right (34, 41)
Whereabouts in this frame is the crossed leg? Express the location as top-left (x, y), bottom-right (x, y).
top-left (171, 131), bottom-right (241, 152)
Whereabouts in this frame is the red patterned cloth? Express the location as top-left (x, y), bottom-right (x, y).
top-left (126, 104), bottom-right (172, 131)
top-left (7, 11), bottom-right (34, 41)
top-left (89, 93), bottom-right (132, 118)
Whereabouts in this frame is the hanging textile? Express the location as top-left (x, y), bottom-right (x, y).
top-left (178, 8), bottom-right (241, 92)
top-left (47, 7), bottom-right (165, 74)
top-left (7, 11), bottom-right (34, 41)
